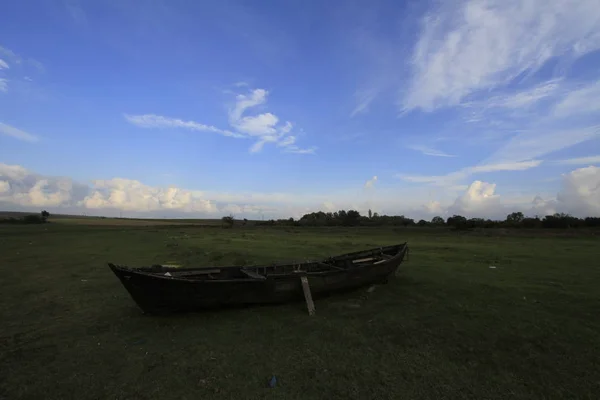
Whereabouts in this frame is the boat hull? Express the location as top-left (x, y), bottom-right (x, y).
top-left (109, 244), bottom-right (408, 314)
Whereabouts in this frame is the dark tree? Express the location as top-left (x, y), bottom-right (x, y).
top-left (345, 210), bottom-right (361, 226)
top-left (431, 216), bottom-right (445, 225)
top-left (221, 215), bottom-right (235, 228)
top-left (506, 212), bottom-right (524, 226)
top-left (447, 215), bottom-right (468, 229)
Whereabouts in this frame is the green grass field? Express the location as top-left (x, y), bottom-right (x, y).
top-left (1, 223), bottom-right (599, 399)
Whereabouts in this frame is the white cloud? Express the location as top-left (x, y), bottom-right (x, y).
top-left (403, 0), bottom-right (600, 112)
top-left (0, 180), bottom-right (10, 193)
top-left (321, 201), bottom-right (337, 212)
top-left (0, 164), bottom-right (29, 180)
top-left (0, 59), bottom-right (8, 70)
top-left (422, 200), bottom-right (443, 215)
top-left (407, 145), bottom-right (456, 157)
top-left (0, 163), bottom-right (330, 217)
top-left (0, 164), bottom-right (76, 207)
top-left (26, 179), bottom-right (73, 207)
top-left (0, 78), bottom-right (7, 92)
top-left (530, 195), bottom-right (558, 217)
top-left (556, 166), bottom-right (600, 216)
top-left (82, 178), bottom-right (217, 213)
top-left (0, 122), bottom-right (39, 142)
top-left (421, 166), bottom-right (600, 219)
top-left (448, 181), bottom-right (501, 217)
top-left (126, 87), bottom-right (314, 154)
top-left (555, 155), bottom-right (600, 166)
top-left (228, 88), bottom-right (268, 122)
top-left (364, 176), bottom-right (378, 189)
top-left (233, 112), bottom-right (279, 136)
top-left (228, 89), bottom-right (314, 153)
top-left (2, 163), bottom-right (598, 219)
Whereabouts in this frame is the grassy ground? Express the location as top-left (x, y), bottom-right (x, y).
top-left (1, 224), bottom-right (599, 399)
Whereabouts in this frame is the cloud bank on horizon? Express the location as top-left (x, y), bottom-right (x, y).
top-left (1, 0), bottom-right (599, 219)
top-left (1, 162), bottom-right (599, 220)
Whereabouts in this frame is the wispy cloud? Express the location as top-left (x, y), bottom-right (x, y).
top-left (484, 126), bottom-right (600, 164)
top-left (0, 45), bottom-right (45, 91)
top-left (472, 80), bottom-right (563, 110)
top-left (275, 135), bottom-right (317, 155)
top-left (124, 114), bottom-right (244, 138)
top-left (398, 160), bottom-right (542, 186)
top-left (552, 80), bottom-right (600, 118)
top-left (0, 45), bottom-right (44, 72)
top-left (126, 87), bottom-right (315, 154)
top-left (555, 155), bottom-right (600, 166)
top-left (0, 122), bottom-right (39, 142)
top-left (350, 88), bottom-right (378, 117)
top-left (0, 46), bottom-right (19, 63)
top-left (403, 0), bottom-right (600, 112)
top-left (283, 146), bottom-right (317, 155)
top-left (469, 160), bottom-right (543, 173)
top-left (407, 144), bottom-right (456, 157)
top-left (364, 175), bottom-right (378, 189)
top-left (64, 0), bottom-right (87, 25)
top-left (227, 88), bottom-right (314, 154)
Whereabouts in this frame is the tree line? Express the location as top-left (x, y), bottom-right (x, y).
top-left (248, 210), bottom-right (600, 229)
top-left (0, 210), bottom-right (50, 225)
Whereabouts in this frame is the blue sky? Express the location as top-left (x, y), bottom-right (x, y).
top-left (1, 0), bottom-right (599, 219)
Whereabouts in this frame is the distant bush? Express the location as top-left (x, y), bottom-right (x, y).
top-left (0, 214), bottom-right (47, 224)
top-left (24, 215), bottom-right (46, 224)
top-left (221, 215), bottom-right (235, 228)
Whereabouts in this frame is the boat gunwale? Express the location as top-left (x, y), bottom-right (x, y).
top-left (108, 243), bottom-right (408, 284)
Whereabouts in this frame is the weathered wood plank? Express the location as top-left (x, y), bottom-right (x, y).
top-left (352, 257), bottom-right (375, 263)
top-left (300, 276), bottom-right (315, 316)
top-left (240, 269), bottom-right (267, 280)
top-left (171, 269), bottom-right (221, 276)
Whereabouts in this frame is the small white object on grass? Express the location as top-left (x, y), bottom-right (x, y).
top-left (489, 266), bottom-right (497, 269)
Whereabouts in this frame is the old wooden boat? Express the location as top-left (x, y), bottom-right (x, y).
top-left (108, 243), bottom-right (408, 314)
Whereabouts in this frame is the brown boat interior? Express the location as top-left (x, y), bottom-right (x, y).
top-left (118, 244), bottom-right (406, 281)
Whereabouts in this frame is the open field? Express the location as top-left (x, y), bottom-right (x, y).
top-left (1, 224), bottom-right (599, 399)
